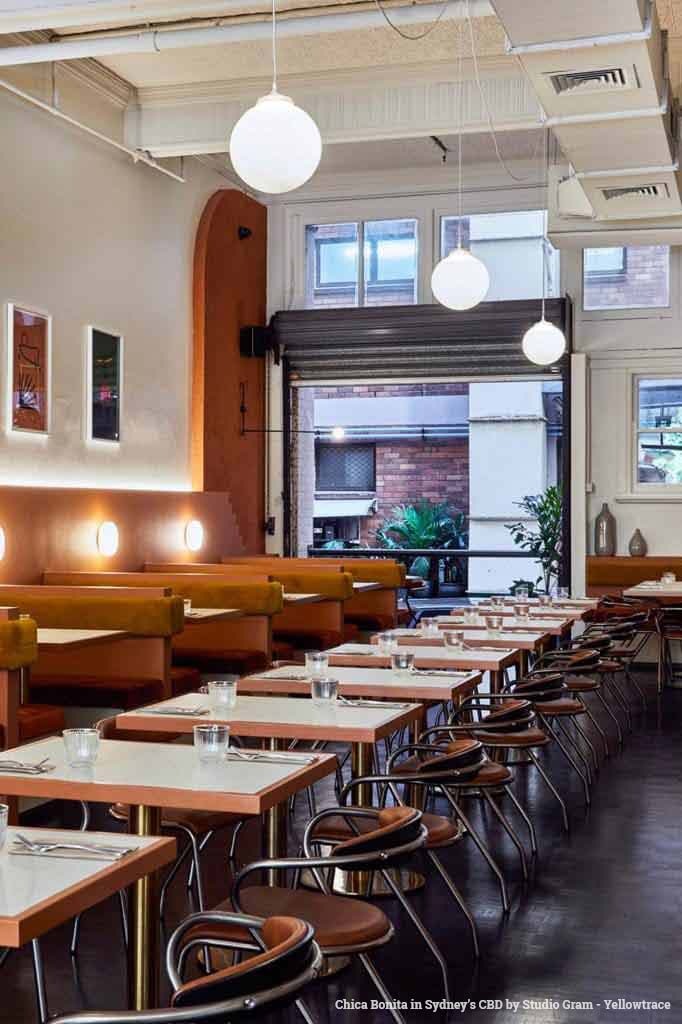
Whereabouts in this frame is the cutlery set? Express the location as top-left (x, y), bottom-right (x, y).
top-left (0, 758), bottom-right (54, 775)
top-left (9, 833), bottom-right (137, 861)
top-left (226, 749), bottom-right (316, 766)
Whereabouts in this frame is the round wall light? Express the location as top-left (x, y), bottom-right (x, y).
top-left (97, 521), bottom-right (119, 557)
top-left (0, 527), bottom-right (6, 561)
top-left (185, 519), bottom-right (204, 553)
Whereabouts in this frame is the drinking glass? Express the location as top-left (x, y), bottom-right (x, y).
top-left (208, 677), bottom-right (238, 712)
top-left (462, 607), bottom-right (478, 625)
top-left (305, 652), bottom-right (329, 678)
top-left (514, 603), bottom-right (530, 620)
top-left (0, 804), bottom-right (7, 852)
top-left (485, 615), bottom-right (503, 637)
top-left (391, 651), bottom-right (415, 676)
top-left (538, 594), bottom-right (552, 607)
top-left (183, 598), bottom-right (192, 616)
top-left (377, 631), bottom-right (399, 656)
top-left (443, 630), bottom-right (464, 652)
top-left (311, 676), bottom-right (339, 706)
top-left (557, 586), bottom-right (570, 601)
top-left (419, 617), bottom-right (440, 639)
top-left (63, 728), bottom-right (100, 768)
top-left (194, 723), bottom-right (230, 762)
top-left (661, 572), bottom-right (676, 584)
top-left (515, 585), bottom-right (530, 601)
top-left (489, 595), bottom-right (504, 610)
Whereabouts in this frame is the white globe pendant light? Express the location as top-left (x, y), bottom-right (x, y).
top-left (522, 317), bottom-right (566, 366)
top-left (431, 246), bottom-right (490, 311)
top-left (229, 0), bottom-right (321, 194)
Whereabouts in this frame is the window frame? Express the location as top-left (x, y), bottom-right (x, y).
top-left (631, 374), bottom-right (682, 493)
top-left (582, 244), bottom-right (674, 320)
top-left (583, 246), bottom-right (627, 282)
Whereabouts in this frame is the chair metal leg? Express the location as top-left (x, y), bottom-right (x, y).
top-left (426, 849), bottom-right (480, 958)
top-left (580, 698), bottom-right (610, 758)
top-left (623, 664), bottom-right (648, 711)
top-left (0, 948), bottom-right (11, 969)
top-left (187, 830), bottom-right (213, 891)
top-left (481, 790), bottom-right (528, 880)
top-left (118, 890), bottom-right (129, 948)
top-left (31, 939), bottom-right (48, 1024)
top-left (380, 869), bottom-right (451, 1001)
top-left (604, 674), bottom-right (633, 731)
top-left (595, 688), bottom-right (624, 747)
top-left (441, 789), bottom-right (510, 913)
top-left (542, 716), bottom-right (590, 807)
top-left (295, 998), bottom-right (317, 1024)
top-left (572, 717), bottom-right (600, 775)
top-left (70, 914), bottom-right (82, 957)
top-left (160, 840), bottom-right (193, 918)
top-left (505, 786), bottom-right (538, 856)
top-left (528, 750), bottom-right (569, 831)
top-left (555, 719), bottom-right (593, 786)
top-left (358, 954), bottom-right (407, 1024)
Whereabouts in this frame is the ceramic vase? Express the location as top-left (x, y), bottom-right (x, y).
top-left (628, 528), bottom-right (648, 557)
top-left (595, 502), bottom-right (616, 556)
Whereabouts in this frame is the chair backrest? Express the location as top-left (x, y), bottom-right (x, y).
top-left (171, 916), bottom-right (317, 1012)
top-left (412, 737), bottom-right (486, 776)
top-left (514, 673), bottom-right (567, 702)
top-left (330, 806), bottom-right (425, 865)
top-left (481, 699), bottom-right (535, 730)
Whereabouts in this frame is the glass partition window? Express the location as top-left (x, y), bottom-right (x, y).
top-left (584, 245), bottom-right (670, 311)
top-left (305, 219), bottom-right (418, 308)
top-left (440, 210), bottom-right (559, 302)
top-left (635, 378), bottom-right (682, 485)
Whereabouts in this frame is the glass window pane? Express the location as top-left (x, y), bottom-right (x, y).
top-left (440, 210), bottom-right (559, 301)
top-left (364, 219), bottom-right (418, 306)
top-left (638, 378), bottom-right (682, 428)
top-left (638, 434), bottom-right (682, 484)
top-left (316, 444), bottom-right (375, 491)
top-left (583, 245), bottom-right (669, 311)
top-left (305, 223), bottom-right (359, 309)
top-left (91, 329), bottom-right (120, 442)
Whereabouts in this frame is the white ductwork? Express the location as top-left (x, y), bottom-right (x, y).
top-left (491, 0), bottom-right (682, 228)
top-left (0, 2), bottom-right (490, 67)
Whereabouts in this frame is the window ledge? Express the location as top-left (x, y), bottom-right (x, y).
top-left (615, 492), bottom-right (682, 504)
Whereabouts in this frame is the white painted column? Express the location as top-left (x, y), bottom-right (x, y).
top-left (468, 381), bottom-right (547, 593)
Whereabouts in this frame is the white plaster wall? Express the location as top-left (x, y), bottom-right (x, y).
top-left (0, 75), bottom-right (227, 491)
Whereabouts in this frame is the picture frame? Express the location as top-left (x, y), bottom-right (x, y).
top-left (6, 302), bottom-right (52, 435)
top-left (85, 325), bottom-right (123, 443)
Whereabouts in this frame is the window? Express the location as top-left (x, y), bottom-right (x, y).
top-left (305, 220), bottom-right (417, 308)
top-left (316, 444), bottom-right (375, 491)
top-left (87, 327), bottom-right (122, 443)
top-left (584, 245), bottom-right (670, 311)
top-left (635, 378), bottom-right (682, 485)
top-left (440, 210), bottom-right (559, 301)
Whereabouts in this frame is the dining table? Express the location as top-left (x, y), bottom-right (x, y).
top-left (327, 641), bottom-right (521, 691)
top-left (434, 614), bottom-right (572, 637)
top-left (0, 735), bottom-right (336, 1011)
top-left (623, 581), bottom-right (682, 604)
top-left (372, 628), bottom-right (547, 672)
top-left (0, 826), bottom-right (175, 1021)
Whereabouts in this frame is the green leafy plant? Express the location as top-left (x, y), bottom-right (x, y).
top-left (506, 485), bottom-right (563, 594)
top-left (375, 500), bottom-right (468, 585)
top-left (511, 578), bottom-right (537, 598)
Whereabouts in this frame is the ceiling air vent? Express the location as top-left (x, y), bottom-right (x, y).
top-left (549, 67), bottom-right (629, 96)
top-left (601, 183), bottom-right (669, 201)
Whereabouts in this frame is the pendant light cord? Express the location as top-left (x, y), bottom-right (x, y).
top-left (541, 122), bottom-right (547, 320)
top-left (457, 2), bottom-right (463, 247)
top-left (374, 0), bottom-right (453, 41)
top-left (271, 0), bottom-right (278, 91)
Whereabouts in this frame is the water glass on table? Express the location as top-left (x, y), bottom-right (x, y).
top-left (0, 803), bottom-right (7, 851)
top-left (183, 598), bottom-right (192, 616)
top-left (443, 630), bottom-right (464, 653)
top-left (377, 631), bottom-right (399, 656)
top-left (194, 723), bottom-right (230, 762)
top-left (661, 572), bottom-right (676, 585)
top-left (485, 615), bottom-right (503, 637)
top-left (311, 676), bottom-right (339, 706)
top-left (208, 677), bottom-right (238, 712)
top-left (538, 594), bottom-right (552, 607)
top-left (514, 603), bottom-right (530, 620)
top-left (391, 651), bottom-right (415, 677)
top-left (514, 585), bottom-right (530, 601)
top-left (305, 651), bottom-right (329, 678)
top-left (63, 728), bottom-right (100, 768)
top-left (419, 617), bottom-right (440, 639)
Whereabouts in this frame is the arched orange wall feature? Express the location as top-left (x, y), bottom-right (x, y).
top-left (193, 189), bottom-right (267, 553)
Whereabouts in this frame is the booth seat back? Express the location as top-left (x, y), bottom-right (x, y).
top-left (0, 586), bottom-right (184, 635)
top-left (221, 555), bottom-right (405, 589)
top-left (145, 563), bottom-right (354, 602)
top-left (42, 572), bottom-right (283, 616)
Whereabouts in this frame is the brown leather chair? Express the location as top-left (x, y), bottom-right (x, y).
top-left (196, 807), bottom-right (436, 1023)
top-left (51, 913), bottom-right (321, 1024)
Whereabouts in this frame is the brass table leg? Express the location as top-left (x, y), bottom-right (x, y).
top-left (264, 738), bottom-right (288, 886)
top-left (128, 804), bottom-right (162, 1012)
top-left (408, 716), bottom-right (424, 811)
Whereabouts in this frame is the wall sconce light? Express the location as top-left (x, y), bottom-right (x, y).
top-left (0, 527), bottom-right (6, 561)
top-left (330, 426), bottom-right (346, 441)
top-left (97, 521), bottom-right (119, 557)
top-left (185, 519), bottom-right (204, 553)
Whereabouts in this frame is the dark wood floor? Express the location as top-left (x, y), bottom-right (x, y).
top-left (4, 674), bottom-right (681, 1023)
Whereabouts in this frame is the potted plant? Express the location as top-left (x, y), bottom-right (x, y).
top-left (374, 500), bottom-right (468, 596)
top-left (506, 485), bottom-right (562, 595)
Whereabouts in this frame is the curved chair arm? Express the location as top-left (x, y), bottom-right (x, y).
top-left (302, 805), bottom-right (383, 855)
top-left (386, 741), bottom-right (450, 772)
top-left (420, 715), bottom-right (535, 743)
top-left (166, 911), bottom-right (265, 990)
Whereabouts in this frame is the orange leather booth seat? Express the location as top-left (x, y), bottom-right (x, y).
top-left (172, 648), bottom-right (272, 676)
top-left (0, 592), bottom-right (184, 636)
top-left (0, 617), bottom-right (64, 747)
top-left (29, 675), bottom-right (166, 710)
top-left (16, 705), bottom-right (65, 742)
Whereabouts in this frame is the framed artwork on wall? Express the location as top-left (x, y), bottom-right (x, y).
top-left (6, 303), bottom-right (51, 434)
top-left (86, 326), bottom-right (123, 443)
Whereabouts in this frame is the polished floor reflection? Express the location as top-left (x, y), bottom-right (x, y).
top-left (2, 674), bottom-right (679, 1024)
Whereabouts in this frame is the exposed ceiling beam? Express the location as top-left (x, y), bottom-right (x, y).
top-left (0, 0), bottom-right (493, 36)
